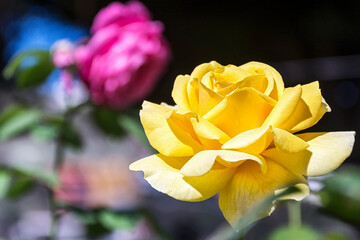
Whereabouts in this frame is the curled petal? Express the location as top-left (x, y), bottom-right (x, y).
top-left (191, 117), bottom-right (231, 149)
top-left (297, 131), bottom-right (356, 176)
top-left (191, 61), bottom-right (223, 80)
top-left (222, 125), bottom-right (273, 154)
top-left (272, 128), bottom-right (309, 154)
top-left (263, 85), bottom-right (302, 128)
top-left (204, 88), bottom-right (275, 137)
top-left (262, 131), bottom-right (355, 177)
top-left (281, 81), bottom-right (330, 132)
top-left (218, 160), bottom-right (308, 226)
top-left (198, 81), bottom-right (224, 116)
top-left (130, 154), bottom-right (236, 201)
top-left (140, 101), bottom-right (203, 157)
top-left (180, 150), bottom-right (267, 177)
top-left (172, 75), bottom-right (191, 110)
top-left (240, 61), bottom-right (284, 100)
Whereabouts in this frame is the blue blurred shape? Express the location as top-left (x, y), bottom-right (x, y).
top-left (2, 4), bottom-right (87, 60)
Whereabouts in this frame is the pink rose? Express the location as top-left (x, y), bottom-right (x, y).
top-left (75, 1), bottom-right (171, 109)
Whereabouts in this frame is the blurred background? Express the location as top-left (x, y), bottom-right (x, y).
top-left (0, 0), bottom-right (360, 239)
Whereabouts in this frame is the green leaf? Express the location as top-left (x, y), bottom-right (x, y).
top-left (31, 125), bottom-right (59, 141)
top-left (3, 49), bottom-right (54, 89)
top-left (13, 166), bottom-right (58, 187)
top-left (324, 232), bottom-right (350, 240)
top-left (0, 107), bottom-right (42, 141)
top-left (118, 112), bottom-right (150, 147)
top-left (61, 121), bottom-right (83, 149)
top-left (44, 116), bottom-right (82, 149)
top-left (99, 210), bottom-right (138, 230)
top-left (91, 107), bottom-right (124, 137)
top-left (269, 226), bottom-right (320, 240)
top-left (0, 169), bottom-right (11, 200)
top-left (7, 175), bottom-right (35, 200)
top-left (319, 166), bottom-right (360, 225)
top-left (0, 105), bottom-right (26, 126)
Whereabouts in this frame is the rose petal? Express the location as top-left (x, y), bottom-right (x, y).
top-left (262, 85), bottom-right (302, 128)
top-left (204, 88), bottom-right (275, 137)
top-left (218, 160), bottom-right (308, 226)
top-left (191, 117), bottom-right (231, 149)
top-left (222, 125), bottom-right (273, 154)
top-left (140, 101), bottom-right (203, 157)
top-left (240, 61), bottom-right (284, 100)
top-left (262, 131), bottom-right (355, 177)
top-left (172, 75), bottom-right (191, 110)
top-left (297, 131), bottom-right (356, 176)
top-left (130, 154), bottom-right (236, 201)
top-left (180, 150), bottom-right (267, 177)
top-left (281, 81), bottom-right (330, 132)
top-left (190, 61), bottom-right (222, 80)
top-left (272, 128), bottom-right (309, 154)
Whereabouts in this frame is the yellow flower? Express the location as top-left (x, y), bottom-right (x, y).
top-left (130, 61), bottom-right (355, 225)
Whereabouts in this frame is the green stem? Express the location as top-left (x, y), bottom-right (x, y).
top-left (288, 200), bottom-right (301, 229)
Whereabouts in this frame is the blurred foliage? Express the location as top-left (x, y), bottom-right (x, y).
top-left (269, 225), bottom-right (320, 240)
top-left (3, 50), bottom-right (54, 89)
top-left (319, 166), bottom-right (360, 226)
top-left (91, 106), bottom-right (125, 137)
top-left (0, 104), bottom-right (42, 141)
top-left (65, 206), bottom-right (142, 239)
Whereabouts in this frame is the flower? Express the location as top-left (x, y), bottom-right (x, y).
top-left (129, 61), bottom-right (355, 225)
top-left (75, 1), bottom-right (170, 109)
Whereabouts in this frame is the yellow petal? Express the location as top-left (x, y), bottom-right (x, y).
top-left (261, 148), bottom-right (312, 176)
top-left (216, 74), bottom-right (268, 97)
top-left (180, 150), bottom-right (267, 177)
top-left (222, 125), bottom-right (273, 154)
top-left (262, 131), bottom-right (355, 177)
top-left (191, 117), bottom-right (231, 149)
top-left (263, 85), bottom-right (302, 128)
top-left (204, 88), bottom-right (276, 137)
top-left (172, 75), bottom-right (191, 110)
top-left (218, 160), bottom-right (308, 226)
top-left (130, 154), bottom-right (235, 202)
top-left (272, 128), bottom-right (309, 153)
top-left (191, 61), bottom-right (223, 80)
top-left (140, 101), bottom-right (203, 157)
top-left (281, 81), bottom-right (330, 132)
top-left (187, 77), bottom-right (199, 113)
top-left (198, 81), bottom-right (224, 116)
top-left (297, 131), bottom-right (356, 176)
top-left (240, 61), bottom-right (284, 100)
top-left (213, 64), bottom-right (250, 83)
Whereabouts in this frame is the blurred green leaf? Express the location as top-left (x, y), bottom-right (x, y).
top-left (118, 112), bottom-right (150, 147)
top-left (0, 169), bottom-right (11, 200)
top-left (44, 116), bottom-right (82, 149)
top-left (99, 210), bottom-right (138, 230)
top-left (13, 166), bottom-right (58, 187)
top-left (31, 125), bottom-right (58, 141)
top-left (7, 175), bottom-right (35, 200)
top-left (91, 107), bottom-right (124, 137)
top-left (0, 106), bottom-right (42, 141)
top-left (0, 105), bottom-right (26, 126)
top-left (269, 226), bottom-right (320, 240)
top-left (319, 166), bottom-right (360, 226)
top-left (3, 50), bottom-right (54, 89)
top-left (324, 232), bottom-right (350, 240)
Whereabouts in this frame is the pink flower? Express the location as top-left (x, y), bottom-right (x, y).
top-left (75, 1), bottom-right (171, 109)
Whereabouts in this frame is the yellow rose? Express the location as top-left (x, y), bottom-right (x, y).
top-left (130, 61), bottom-right (355, 225)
